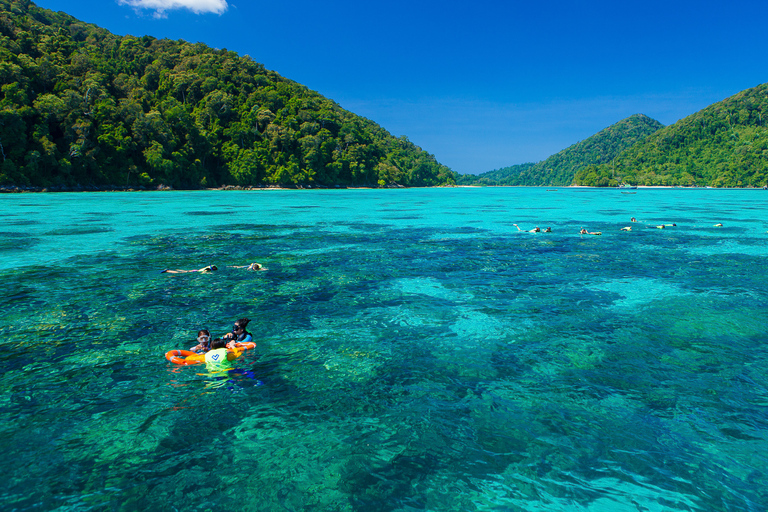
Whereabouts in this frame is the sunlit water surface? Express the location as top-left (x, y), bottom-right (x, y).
top-left (1, 188), bottom-right (767, 511)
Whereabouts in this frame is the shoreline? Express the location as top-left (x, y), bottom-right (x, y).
top-left (0, 184), bottom-right (385, 193)
top-left (2, 184), bottom-right (766, 193)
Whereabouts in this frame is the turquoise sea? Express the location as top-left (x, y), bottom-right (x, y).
top-left (1, 187), bottom-right (767, 511)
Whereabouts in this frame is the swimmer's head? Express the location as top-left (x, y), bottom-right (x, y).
top-left (211, 338), bottom-right (226, 350)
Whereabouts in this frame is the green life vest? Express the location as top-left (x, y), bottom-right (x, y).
top-left (205, 348), bottom-right (233, 371)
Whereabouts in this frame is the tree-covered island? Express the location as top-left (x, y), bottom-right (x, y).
top-left (0, 0), bottom-right (457, 190)
top-left (460, 85), bottom-right (768, 189)
top-left (458, 114), bottom-right (664, 187)
top-left (574, 84), bottom-right (768, 188)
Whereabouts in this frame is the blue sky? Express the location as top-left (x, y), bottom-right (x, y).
top-left (33, 0), bottom-right (768, 174)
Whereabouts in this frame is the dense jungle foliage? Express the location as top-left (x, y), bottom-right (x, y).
top-left (458, 114), bottom-right (663, 186)
top-left (0, 0), bottom-right (456, 189)
top-left (456, 162), bottom-right (536, 186)
top-left (575, 84), bottom-right (768, 187)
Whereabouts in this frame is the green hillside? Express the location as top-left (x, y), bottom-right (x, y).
top-left (459, 114), bottom-right (663, 186)
top-left (456, 162), bottom-right (535, 186)
top-left (575, 84), bottom-right (768, 187)
top-left (0, 0), bottom-right (456, 190)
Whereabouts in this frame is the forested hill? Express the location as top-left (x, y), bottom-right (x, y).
top-left (0, 0), bottom-right (456, 190)
top-left (455, 162), bottom-right (536, 186)
top-left (575, 83), bottom-right (768, 187)
top-left (458, 114), bottom-right (663, 186)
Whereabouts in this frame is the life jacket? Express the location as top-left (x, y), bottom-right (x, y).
top-left (205, 348), bottom-right (233, 371)
top-left (234, 331), bottom-right (253, 344)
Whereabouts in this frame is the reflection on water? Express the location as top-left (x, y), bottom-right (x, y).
top-left (1, 188), bottom-right (767, 510)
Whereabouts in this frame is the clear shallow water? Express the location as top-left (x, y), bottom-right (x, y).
top-left (1, 187), bottom-right (767, 511)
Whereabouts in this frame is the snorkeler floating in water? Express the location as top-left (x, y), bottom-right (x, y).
top-left (621, 226), bottom-right (632, 231)
top-left (162, 262), bottom-right (267, 273)
top-left (162, 265), bottom-right (218, 274)
top-left (579, 228), bottom-right (601, 235)
top-left (204, 338), bottom-right (242, 372)
top-left (223, 318), bottom-right (253, 347)
top-left (227, 262), bottom-right (267, 271)
top-left (190, 329), bottom-right (211, 353)
top-left (514, 224), bottom-right (541, 233)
